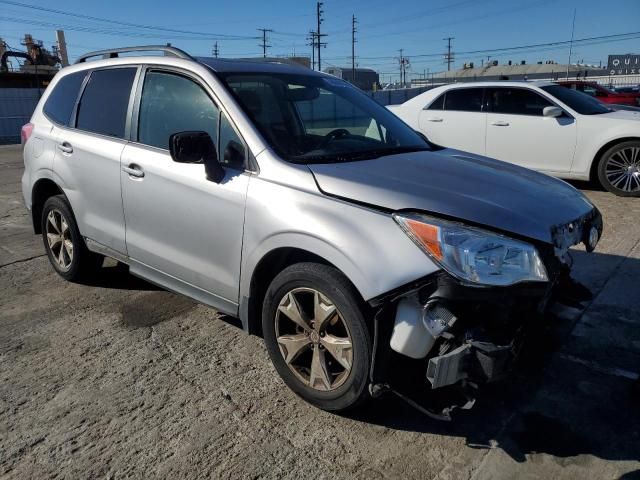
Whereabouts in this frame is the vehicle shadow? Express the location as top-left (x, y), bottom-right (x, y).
top-left (346, 249), bottom-right (640, 465)
top-left (81, 260), bottom-right (161, 291)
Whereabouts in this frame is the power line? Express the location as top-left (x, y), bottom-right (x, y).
top-left (0, 0), bottom-right (258, 39)
top-left (0, 15), bottom-right (255, 41)
top-left (212, 42), bottom-right (219, 58)
top-left (257, 28), bottom-right (273, 57)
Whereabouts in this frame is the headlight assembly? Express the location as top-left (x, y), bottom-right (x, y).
top-left (393, 212), bottom-right (548, 286)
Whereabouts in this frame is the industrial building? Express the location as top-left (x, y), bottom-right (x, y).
top-left (412, 61), bottom-right (608, 86)
top-left (324, 66), bottom-right (379, 91)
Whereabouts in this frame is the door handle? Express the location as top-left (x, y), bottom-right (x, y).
top-left (426, 117), bottom-right (443, 122)
top-left (491, 121), bottom-right (510, 126)
top-left (122, 165), bottom-right (145, 178)
top-left (57, 142), bottom-right (73, 154)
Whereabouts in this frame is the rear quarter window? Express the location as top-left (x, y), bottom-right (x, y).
top-left (426, 93), bottom-right (444, 110)
top-left (76, 68), bottom-right (137, 138)
top-left (43, 71), bottom-right (86, 126)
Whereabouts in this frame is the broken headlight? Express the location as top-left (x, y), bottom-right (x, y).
top-left (393, 212), bottom-right (548, 286)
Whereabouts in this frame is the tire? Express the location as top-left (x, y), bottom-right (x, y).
top-left (262, 262), bottom-right (372, 411)
top-left (41, 195), bottom-right (103, 281)
top-left (596, 141), bottom-right (640, 197)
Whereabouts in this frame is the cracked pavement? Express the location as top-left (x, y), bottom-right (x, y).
top-left (1, 145), bottom-right (639, 479)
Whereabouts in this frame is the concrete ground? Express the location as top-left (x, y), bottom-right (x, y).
top-left (1, 144), bottom-right (639, 479)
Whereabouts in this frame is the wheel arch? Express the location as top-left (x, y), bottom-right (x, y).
top-left (242, 246), bottom-right (364, 337)
top-left (31, 178), bottom-right (65, 234)
top-left (590, 136), bottom-right (640, 182)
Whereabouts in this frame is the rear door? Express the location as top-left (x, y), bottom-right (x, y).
top-left (120, 68), bottom-right (250, 311)
top-left (485, 87), bottom-right (577, 173)
top-left (53, 67), bottom-right (138, 254)
top-left (418, 87), bottom-right (486, 155)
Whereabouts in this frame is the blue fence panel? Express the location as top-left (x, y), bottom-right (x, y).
top-left (0, 88), bottom-right (43, 144)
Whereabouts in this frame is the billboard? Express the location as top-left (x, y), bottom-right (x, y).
top-left (607, 54), bottom-right (640, 75)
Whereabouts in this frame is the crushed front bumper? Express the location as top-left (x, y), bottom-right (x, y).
top-left (426, 340), bottom-right (513, 389)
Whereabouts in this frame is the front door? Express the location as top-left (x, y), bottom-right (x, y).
top-left (121, 68), bottom-right (250, 312)
top-left (485, 87), bottom-right (577, 174)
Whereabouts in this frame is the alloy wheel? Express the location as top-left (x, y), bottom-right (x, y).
top-left (275, 288), bottom-right (353, 391)
top-left (46, 209), bottom-right (73, 270)
top-left (605, 146), bottom-right (640, 193)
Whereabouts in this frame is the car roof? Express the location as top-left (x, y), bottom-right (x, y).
top-left (66, 46), bottom-right (323, 78)
top-left (434, 80), bottom-right (556, 89)
top-left (196, 57), bottom-right (322, 76)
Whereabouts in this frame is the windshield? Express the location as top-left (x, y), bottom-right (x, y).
top-left (542, 85), bottom-right (612, 115)
top-left (217, 72), bottom-right (429, 163)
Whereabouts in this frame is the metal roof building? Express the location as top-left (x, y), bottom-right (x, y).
top-left (413, 62), bottom-right (608, 85)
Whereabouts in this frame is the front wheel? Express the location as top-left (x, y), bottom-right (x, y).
top-left (262, 263), bottom-right (372, 411)
top-left (597, 141), bottom-right (640, 197)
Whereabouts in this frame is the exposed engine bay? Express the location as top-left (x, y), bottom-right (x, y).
top-left (367, 211), bottom-right (602, 421)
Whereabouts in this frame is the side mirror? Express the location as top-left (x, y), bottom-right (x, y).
top-left (543, 106), bottom-right (563, 118)
top-left (223, 140), bottom-right (246, 170)
top-left (169, 131), bottom-right (225, 183)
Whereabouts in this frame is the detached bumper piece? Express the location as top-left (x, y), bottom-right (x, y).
top-left (426, 341), bottom-right (513, 389)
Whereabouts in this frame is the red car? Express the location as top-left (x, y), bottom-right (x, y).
top-left (557, 81), bottom-right (640, 107)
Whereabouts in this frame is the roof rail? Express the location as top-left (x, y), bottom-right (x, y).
top-left (75, 45), bottom-right (193, 64)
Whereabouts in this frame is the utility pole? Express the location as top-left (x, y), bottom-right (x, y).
top-left (566, 9), bottom-right (576, 79)
top-left (55, 30), bottom-right (69, 66)
top-left (316, 2), bottom-right (327, 71)
top-left (443, 37), bottom-right (454, 71)
top-left (212, 41), bottom-right (219, 58)
top-left (307, 31), bottom-right (316, 69)
top-left (351, 14), bottom-right (357, 84)
top-left (258, 28), bottom-right (273, 58)
top-left (398, 49), bottom-right (409, 86)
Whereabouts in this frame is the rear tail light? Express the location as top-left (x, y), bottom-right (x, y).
top-left (21, 123), bottom-right (34, 148)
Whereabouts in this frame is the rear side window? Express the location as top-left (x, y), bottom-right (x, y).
top-left (138, 70), bottom-right (220, 150)
top-left (427, 93), bottom-right (444, 110)
top-left (76, 68), bottom-right (137, 138)
top-left (443, 88), bottom-right (483, 112)
top-left (43, 71), bottom-right (86, 125)
top-left (487, 88), bottom-right (553, 116)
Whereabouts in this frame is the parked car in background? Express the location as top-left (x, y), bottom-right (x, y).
top-left (558, 80), bottom-right (640, 107)
top-left (389, 81), bottom-right (640, 196)
top-left (21, 46), bottom-right (603, 418)
top-left (612, 85), bottom-right (640, 94)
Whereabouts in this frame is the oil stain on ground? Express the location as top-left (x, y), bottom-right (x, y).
top-left (121, 291), bottom-right (197, 328)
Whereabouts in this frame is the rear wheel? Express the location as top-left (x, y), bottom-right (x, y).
top-left (597, 141), bottom-right (640, 197)
top-left (262, 263), bottom-right (372, 411)
top-left (41, 195), bottom-right (102, 281)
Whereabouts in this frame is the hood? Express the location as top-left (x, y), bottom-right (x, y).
top-left (308, 149), bottom-right (596, 244)
top-left (600, 109), bottom-right (640, 121)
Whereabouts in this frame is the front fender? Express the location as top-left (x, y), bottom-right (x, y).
top-left (239, 175), bottom-right (439, 329)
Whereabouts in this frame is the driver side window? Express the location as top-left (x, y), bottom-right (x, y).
top-left (138, 70), bottom-right (219, 150)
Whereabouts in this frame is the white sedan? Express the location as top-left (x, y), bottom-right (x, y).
top-left (388, 81), bottom-right (640, 196)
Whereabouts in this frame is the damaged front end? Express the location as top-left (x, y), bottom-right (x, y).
top-left (367, 208), bottom-right (603, 421)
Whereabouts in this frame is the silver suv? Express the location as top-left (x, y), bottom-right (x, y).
top-left (22, 46), bottom-right (602, 417)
